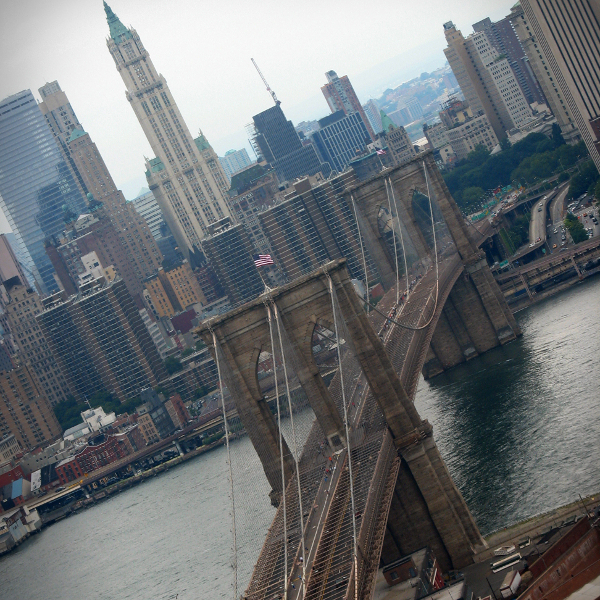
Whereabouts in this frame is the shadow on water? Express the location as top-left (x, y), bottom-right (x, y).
top-left (415, 276), bottom-right (600, 535)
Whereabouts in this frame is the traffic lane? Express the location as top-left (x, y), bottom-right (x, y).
top-left (550, 185), bottom-right (569, 224)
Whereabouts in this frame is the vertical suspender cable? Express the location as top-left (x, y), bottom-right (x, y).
top-left (384, 178), bottom-right (401, 304)
top-left (350, 193), bottom-right (370, 312)
top-left (387, 177), bottom-right (410, 302)
top-left (266, 303), bottom-right (289, 599)
top-left (327, 274), bottom-right (359, 600)
top-left (422, 162), bottom-right (440, 306)
top-left (273, 302), bottom-right (307, 595)
top-left (212, 330), bottom-right (238, 599)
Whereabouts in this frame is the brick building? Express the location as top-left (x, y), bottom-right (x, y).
top-left (164, 393), bottom-right (190, 429)
top-left (55, 434), bottom-right (128, 484)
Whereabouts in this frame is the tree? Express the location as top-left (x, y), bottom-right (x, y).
top-left (595, 179), bottom-right (600, 201)
top-left (551, 123), bottom-right (565, 148)
top-left (181, 347), bottom-right (194, 357)
top-left (500, 137), bottom-right (511, 151)
top-left (564, 212), bottom-right (588, 243)
top-left (567, 160), bottom-right (599, 199)
top-left (461, 187), bottom-right (485, 211)
top-left (164, 356), bottom-right (184, 375)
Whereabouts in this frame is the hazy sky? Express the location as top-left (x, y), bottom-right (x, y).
top-left (0, 0), bottom-right (512, 232)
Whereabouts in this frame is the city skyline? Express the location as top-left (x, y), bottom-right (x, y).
top-left (0, 0), bottom-right (511, 234)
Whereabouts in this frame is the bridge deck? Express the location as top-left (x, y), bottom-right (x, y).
top-left (244, 251), bottom-right (463, 599)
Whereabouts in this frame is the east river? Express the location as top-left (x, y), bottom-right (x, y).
top-left (1, 277), bottom-right (599, 599)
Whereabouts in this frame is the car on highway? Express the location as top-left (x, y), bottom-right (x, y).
top-left (561, 241), bottom-right (566, 246)
top-left (553, 244), bottom-right (557, 248)
top-left (553, 228), bottom-right (558, 234)
top-left (529, 242), bottom-right (535, 247)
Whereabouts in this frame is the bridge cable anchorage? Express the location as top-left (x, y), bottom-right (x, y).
top-left (386, 177), bottom-right (410, 303)
top-left (265, 301), bottom-right (289, 599)
top-left (273, 301), bottom-right (308, 596)
top-left (327, 274), bottom-right (360, 600)
top-left (384, 178), bottom-right (401, 305)
top-left (350, 193), bottom-right (370, 312)
top-left (211, 330), bottom-right (238, 598)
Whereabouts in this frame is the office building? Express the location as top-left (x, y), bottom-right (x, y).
top-left (472, 17), bottom-right (546, 107)
top-left (443, 22), bottom-right (533, 140)
top-left (104, 3), bottom-right (231, 256)
top-left (0, 90), bottom-right (87, 294)
top-left (0, 236), bottom-right (29, 290)
top-left (39, 82), bottom-right (162, 285)
top-left (311, 111), bottom-right (371, 173)
top-left (201, 222), bottom-right (264, 307)
top-left (258, 172), bottom-right (378, 284)
top-left (219, 149), bottom-right (253, 181)
top-left (2, 277), bottom-right (72, 405)
top-left (321, 70), bottom-right (375, 139)
top-left (445, 113), bottom-right (499, 161)
top-left (379, 111), bottom-right (418, 166)
top-left (0, 364), bottom-right (62, 451)
top-left (517, 0), bottom-right (600, 168)
top-left (250, 104), bottom-right (326, 183)
top-left (64, 124), bottom-right (162, 282)
top-left (363, 99), bottom-right (383, 134)
top-left (37, 277), bottom-right (166, 403)
top-left (227, 165), bottom-right (281, 263)
top-left (507, 4), bottom-right (580, 144)
top-left (423, 122), bottom-right (450, 149)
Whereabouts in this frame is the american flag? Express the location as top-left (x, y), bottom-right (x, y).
top-left (376, 149), bottom-right (386, 155)
top-left (253, 254), bottom-right (274, 267)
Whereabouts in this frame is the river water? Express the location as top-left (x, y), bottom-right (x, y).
top-left (1, 277), bottom-right (599, 599)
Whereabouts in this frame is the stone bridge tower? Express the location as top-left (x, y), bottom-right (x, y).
top-left (346, 151), bottom-right (521, 376)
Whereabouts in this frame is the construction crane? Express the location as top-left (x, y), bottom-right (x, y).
top-left (251, 58), bottom-right (280, 106)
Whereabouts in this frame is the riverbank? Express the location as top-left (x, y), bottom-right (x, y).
top-left (477, 492), bottom-right (600, 563)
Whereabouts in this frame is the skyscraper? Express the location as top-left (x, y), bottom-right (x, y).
top-left (363, 99), bottom-right (383, 135)
top-left (310, 111), bottom-right (371, 173)
top-left (103, 2), bottom-right (231, 256)
top-left (508, 3), bottom-right (581, 144)
top-left (219, 148), bottom-right (253, 181)
top-left (2, 277), bottom-right (72, 406)
top-left (518, 0), bottom-right (600, 170)
top-left (38, 276), bottom-right (166, 403)
top-left (0, 364), bottom-right (62, 450)
top-left (321, 71), bottom-right (375, 140)
top-left (0, 90), bottom-right (87, 294)
top-left (472, 17), bottom-right (546, 107)
top-left (250, 104), bottom-right (326, 182)
top-left (443, 22), bottom-right (533, 140)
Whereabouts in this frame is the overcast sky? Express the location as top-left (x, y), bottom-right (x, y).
top-left (0, 0), bottom-right (512, 232)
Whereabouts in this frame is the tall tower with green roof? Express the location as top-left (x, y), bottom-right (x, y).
top-left (103, 2), bottom-right (231, 256)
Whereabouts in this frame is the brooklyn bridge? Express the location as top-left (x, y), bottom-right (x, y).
top-left (197, 151), bottom-right (521, 599)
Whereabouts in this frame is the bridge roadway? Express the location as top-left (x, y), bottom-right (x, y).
top-left (244, 250), bottom-right (464, 599)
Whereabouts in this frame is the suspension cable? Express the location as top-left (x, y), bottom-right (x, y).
top-left (384, 178), bottom-right (401, 305)
top-left (350, 193), bottom-right (370, 312)
top-left (387, 177), bottom-right (410, 302)
top-left (357, 163), bottom-right (443, 331)
top-left (211, 330), bottom-right (238, 598)
top-left (327, 274), bottom-right (359, 600)
top-left (265, 303), bottom-right (289, 600)
top-left (272, 302), bottom-right (307, 596)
